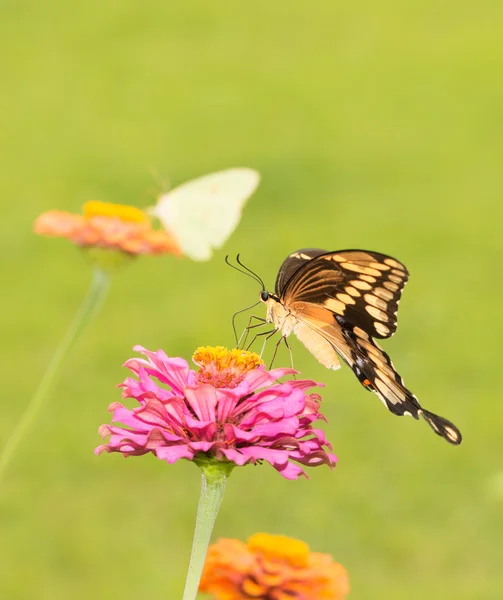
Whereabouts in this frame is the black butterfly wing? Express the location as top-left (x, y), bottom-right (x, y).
top-left (274, 248), bottom-right (328, 296)
top-left (290, 303), bottom-right (462, 445)
top-left (278, 249), bottom-right (409, 339)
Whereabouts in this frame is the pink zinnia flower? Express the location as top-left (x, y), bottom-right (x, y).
top-left (96, 346), bottom-right (337, 479)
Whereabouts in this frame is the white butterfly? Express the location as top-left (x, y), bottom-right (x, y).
top-left (151, 168), bottom-right (260, 261)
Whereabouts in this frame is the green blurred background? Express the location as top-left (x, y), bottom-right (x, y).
top-left (1, 1), bottom-right (502, 598)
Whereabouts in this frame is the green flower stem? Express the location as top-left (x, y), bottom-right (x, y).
top-left (0, 268), bottom-right (110, 481)
top-left (182, 462), bottom-right (233, 600)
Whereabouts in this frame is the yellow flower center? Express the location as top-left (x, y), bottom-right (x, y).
top-left (83, 201), bottom-right (149, 223)
top-left (192, 346), bottom-right (264, 388)
top-left (247, 533), bottom-right (310, 568)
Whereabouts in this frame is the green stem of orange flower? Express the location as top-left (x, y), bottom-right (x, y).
top-left (0, 268), bottom-right (110, 482)
top-left (182, 461), bottom-right (233, 600)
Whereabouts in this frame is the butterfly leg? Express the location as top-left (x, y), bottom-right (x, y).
top-left (268, 336), bottom-right (282, 369)
top-left (238, 315), bottom-right (267, 349)
top-left (245, 327), bottom-right (277, 353)
top-left (282, 336), bottom-right (295, 372)
top-left (261, 329), bottom-right (280, 361)
top-left (267, 335), bottom-right (296, 374)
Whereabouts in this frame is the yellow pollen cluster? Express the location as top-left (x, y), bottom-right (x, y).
top-left (247, 533), bottom-right (310, 568)
top-left (192, 346), bottom-right (264, 388)
top-left (193, 346), bottom-right (263, 371)
top-left (83, 201), bottom-right (149, 223)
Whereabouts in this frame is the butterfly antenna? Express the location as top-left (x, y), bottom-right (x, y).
top-left (235, 254), bottom-right (266, 290)
top-left (231, 301), bottom-right (261, 345)
top-left (147, 165), bottom-right (171, 194)
top-left (224, 255), bottom-right (265, 290)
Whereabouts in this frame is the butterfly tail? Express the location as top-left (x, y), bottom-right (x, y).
top-left (419, 409), bottom-right (462, 445)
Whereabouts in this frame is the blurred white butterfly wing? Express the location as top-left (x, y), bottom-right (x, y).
top-left (153, 168), bottom-right (260, 261)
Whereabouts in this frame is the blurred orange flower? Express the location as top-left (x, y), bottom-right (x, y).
top-left (199, 533), bottom-right (349, 600)
top-left (34, 200), bottom-right (181, 256)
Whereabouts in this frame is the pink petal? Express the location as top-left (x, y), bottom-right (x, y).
top-left (215, 388), bottom-right (240, 422)
top-left (274, 462), bottom-right (307, 480)
top-left (155, 445), bottom-right (196, 463)
top-left (129, 346), bottom-right (196, 392)
top-left (216, 448), bottom-right (250, 466)
top-left (239, 445), bottom-right (290, 466)
top-left (243, 367), bottom-right (298, 392)
top-left (184, 385), bottom-right (218, 422)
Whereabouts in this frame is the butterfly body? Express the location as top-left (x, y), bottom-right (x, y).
top-left (260, 248), bottom-right (462, 445)
top-left (263, 294), bottom-right (297, 337)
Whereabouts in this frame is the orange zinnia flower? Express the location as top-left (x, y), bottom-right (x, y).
top-left (34, 200), bottom-right (181, 256)
top-left (199, 533), bottom-right (349, 600)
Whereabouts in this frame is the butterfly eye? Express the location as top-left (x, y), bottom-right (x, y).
top-left (260, 291), bottom-right (269, 302)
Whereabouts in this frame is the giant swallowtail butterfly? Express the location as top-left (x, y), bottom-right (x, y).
top-left (258, 248), bottom-right (462, 445)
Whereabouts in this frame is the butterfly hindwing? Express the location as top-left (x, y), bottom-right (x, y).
top-left (289, 304), bottom-right (462, 445)
top-left (335, 314), bottom-right (421, 417)
top-left (289, 303), bottom-right (417, 415)
top-left (333, 316), bottom-right (461, 444)
top-left (278, 249), bottom-right (409, 339)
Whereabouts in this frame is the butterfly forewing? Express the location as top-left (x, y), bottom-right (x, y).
top-left (275, 248), bottom-right (328, 296)
top-left (153, 168), bottom-right (260, 261)
top-left (279, 249), bottom-right (409, 339)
